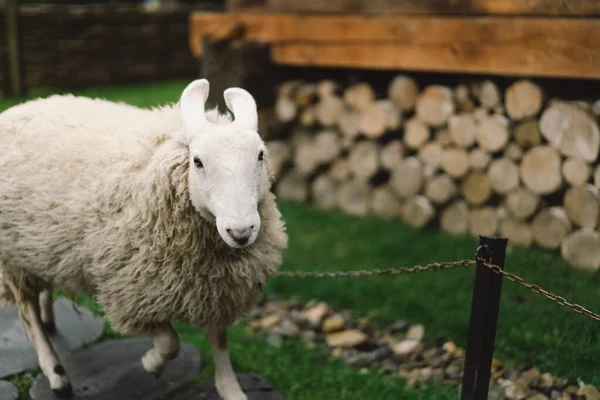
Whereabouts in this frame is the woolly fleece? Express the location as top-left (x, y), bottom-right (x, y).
top-left (0, 94), bottom-right (288, 334)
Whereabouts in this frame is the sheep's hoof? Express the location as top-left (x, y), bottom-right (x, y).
top-left (51, 383), bottom-right (73, 399)
top-left (141, 351), bottom-right (166, 378)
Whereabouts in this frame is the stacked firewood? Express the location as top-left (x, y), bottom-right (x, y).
top-left (267, 76), bottom-right (600, 271)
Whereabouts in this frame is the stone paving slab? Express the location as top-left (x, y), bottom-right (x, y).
top-left (0, 380), bottom-right (19, 400)
top-left (30, 338), bottom-right (202, 400)
top-left (170, 373), bottom-right (285, 400)
top-left (0, 298), bottom-right (105, 379)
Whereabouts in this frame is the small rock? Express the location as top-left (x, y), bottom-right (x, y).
top-left (345, 351), bottom-right (377, 368)
top-left (521, 368), bottom-right (541, 385)
top-left (302, 303), bottom-right (328, 326)
top-left (407, 324), bottom-right (425, 341)
top-left (422, 348), bottom-right (438, 360)
top-left (528, 394), bottom-right (549, 400)
top-left (560, 391), bottom-right (572, 400)
top-left (371, 346), bottom-right (392, 362)
top-left (387, 320), bottom-right (410, 334)
top-left (430, 368), bottom-right (444, 385)
top-left (258, 314), bottom-right (281, 330)
top-left (578, 385), bottom-right (600, 400)
top-left (445, 363), bottom-right (463, 380)
top-left (539, 373), bottom-right (554, 389)
top-left (549, 390), bottom-right (562, 400)
top-left (302, 330), bottom-right (317, 343)
top-left (357, 317), bottom-right (373, 331)
top-left (325, 329), bottom-right (368, 348)
top-left (381, 359), bottom-right (398, 375)
top-left (266, 334), bottom-right (283, 348)
top-left (331, 347), bottom-right (344, 358)
top-left (489, 386), bottom-right (507, 400)
top-left (566, 386), bottom-right (579, 395)
top-left (554, 378), bottom-right (569, 391)
top-left (442, 341), bottom-right (458, 354)
top-left (505, 380), bottom-right (530, 400)
top-left (271, 318), bottom-right (300, 337)
top-left (323, 314), bottom-right (345, 333)
top-left (419, 367), bottom-right (433, 385)
top-left (391, 339), bottom-right (420, 356)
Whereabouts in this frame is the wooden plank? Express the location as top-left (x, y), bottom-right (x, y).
top-left (228, 0), bottom-right (600, 17)
top-left (5, 0), bottom-right (25, 96)
top-left (189, 12), bottom-right (600, 79)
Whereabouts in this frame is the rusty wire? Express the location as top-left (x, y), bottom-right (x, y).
top-left (274, 257), bottom-right (600, 322)
top-left (477, 258), bottom-right (600, 322)
top-left (274, 259), bottom-right (475, 278)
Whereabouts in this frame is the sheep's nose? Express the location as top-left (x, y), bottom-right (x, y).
top-left (226, 226), bottom-right (254, 245)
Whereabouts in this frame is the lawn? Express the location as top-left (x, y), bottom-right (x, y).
top-left (1, 81), bottom-right (599, 399)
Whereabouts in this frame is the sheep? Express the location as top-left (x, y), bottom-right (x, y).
top-left (0, 79), bottom-right (288, 400)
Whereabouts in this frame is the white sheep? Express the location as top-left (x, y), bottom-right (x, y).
top-left (0, 79), bottom-right (288, 400)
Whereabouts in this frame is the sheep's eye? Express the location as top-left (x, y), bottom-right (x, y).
top-left (193, 157), bottom-right (203, 168)
top-left (258, 151), bottom-right (264, 161)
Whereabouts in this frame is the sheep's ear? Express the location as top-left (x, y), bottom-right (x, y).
top-left (180, 79), bottom-right (211, 141)
top-left (223, 87), bottom-right (258, 131)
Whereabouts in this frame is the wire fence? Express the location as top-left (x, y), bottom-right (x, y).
top-left (274, 256), bottom-right (600, 322)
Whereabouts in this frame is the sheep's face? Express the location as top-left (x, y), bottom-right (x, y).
top-left (180, 79), bottom-right (269, 249)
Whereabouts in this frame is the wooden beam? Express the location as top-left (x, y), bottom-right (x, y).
top-left (189, 12), bottom-right (600, 79)
top-left (228, 0), bottom-right (600, 17)
top-left (5, 0), bottom-right (25, 96)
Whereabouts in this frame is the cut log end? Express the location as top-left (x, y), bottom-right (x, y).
top-left (440, 200), bottom-right (469, 236)
top-left (488, 158), bottom-right (520, 195)
top-left (390, 157), bottom-right (423, 198)
top-left (520, 146), bottom-right (563, 195)
top-left (415, 85), bottom-right (455, 128)
top-left (311, 174), bottom-right (338, 210)
top-left (469, 207), bottom-right (499, 237)
top-left (404, 118), bottom-right (430, 150)
top-left (275, 171), bottom-right (308, 202)
top-left (402, 195), bottom-right (434, 228)
top-left (562, 157), bottom-right (591, 186)
top-left (499, 218), bottom-right (533, 247)
top-left (505, 187), bottom-right (540, 219)
top-left (531, 207), bottom-right (572, 250)
top-left (563, 184), bottom-right (600, 229)
top-left (561, 229), bottom-right (600, 271)
top-left (370, 186), bottom-right (403, 219)
top-left (539, 101), bottom-right (600, 162)
top-left (337, 180), bottom-right (372, 216)
top-left (425, 174), bottom-right (457, 205)
top-left (505, 79), bottom-right (543, 120)
top-left (461, 171), bottom-right (491, 206)
top-left (388, 75), bottom-right (418, 112)
top-left (348, 141), bottom-right (380, 182)
top-left (441, 148), bottom-right (469, 179)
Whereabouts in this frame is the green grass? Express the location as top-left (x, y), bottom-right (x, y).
top-left (271, 203), bottom-right (600, 385)
top-left (2, 80), bottom-right (600, 399)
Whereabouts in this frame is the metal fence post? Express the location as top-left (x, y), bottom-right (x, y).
top-left (460, 235), bottom-right (507, 400)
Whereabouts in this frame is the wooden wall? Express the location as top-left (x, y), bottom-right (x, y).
top-left (0, 5), bottom-right (217, 94)
top-left (226, 0), bottom-right (600, 16)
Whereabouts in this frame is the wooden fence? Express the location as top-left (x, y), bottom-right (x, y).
top-left (0, 4), bottom-right (220, 95)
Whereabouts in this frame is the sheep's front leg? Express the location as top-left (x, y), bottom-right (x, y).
top-left (141, 323), bottom-right (180, 376)
top-left (206, 326), bottom-right (247, 400)
top-left (39, 284), bottom-right (56, 333)
top-left (5, 280), bottom-right (72, 397)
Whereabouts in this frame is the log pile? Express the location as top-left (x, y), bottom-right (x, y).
top-left (267, 76), bottom-right (600, 272)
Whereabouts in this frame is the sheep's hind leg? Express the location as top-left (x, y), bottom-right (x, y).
top-left (39, 283), bottom-right (56, 333)
top-left (5, 277), bottom-right (72, 398)
top-left (206, 326), bottom-right (247, 400)
top-left (141, 323), bottom-right (180, 377)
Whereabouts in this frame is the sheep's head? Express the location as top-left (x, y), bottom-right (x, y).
top-left (180, 79), bottom-right (270, 249)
